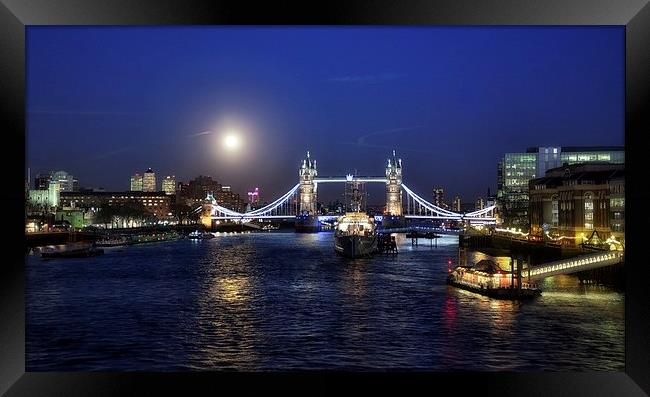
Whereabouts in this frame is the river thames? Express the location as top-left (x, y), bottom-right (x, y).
top-left (26, 232), bottom-right (624, 371)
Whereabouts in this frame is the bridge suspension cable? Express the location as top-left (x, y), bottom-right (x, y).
top-left (202, 179), bottom-right (494, 222)
top-left (401, 184), bottom-right (462, 217)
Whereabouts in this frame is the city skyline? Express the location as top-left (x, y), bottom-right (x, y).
top-left (23, 24), bottom-right (629, 376)
top-left (27, 26), bottom-right (623, 203)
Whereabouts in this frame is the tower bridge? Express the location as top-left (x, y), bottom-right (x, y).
top-left (198, 151), bottom-right (496, 226)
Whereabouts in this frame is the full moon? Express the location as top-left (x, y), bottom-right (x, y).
top-left (223, 133), bottom-right (241, 151)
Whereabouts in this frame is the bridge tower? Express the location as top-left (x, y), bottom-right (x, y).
top-left (299, 151), bottom-right (318, 215)
top-left (200, 193), bottom-right (215, 229)
top-left (385, 150), bottom-right (403, 216)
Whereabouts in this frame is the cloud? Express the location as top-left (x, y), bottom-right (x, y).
top-left (187, 130), bottom-right (213, 138)
top-left (327, 73), bottom-right (405, 84)
top-left (356, 126), bottom-right (422, 145)
top-left (341, 141), bottom-right (438, 155)
top-left (340, 125), bottom-right (437, 154)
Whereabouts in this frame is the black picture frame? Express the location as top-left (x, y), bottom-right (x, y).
top-left (2, 0), bottom-right (649, 395)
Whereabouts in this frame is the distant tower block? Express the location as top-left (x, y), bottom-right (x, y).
top-left (299, 151), bottom-right (318, 215)
top-left (385, 150), bottom-right (403, 216)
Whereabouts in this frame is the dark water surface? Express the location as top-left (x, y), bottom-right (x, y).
top-left (26, 233), bottom-right (624, 371)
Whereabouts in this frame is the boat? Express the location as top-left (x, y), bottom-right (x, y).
top-left (188, 230), bottom-right (214, 239)
top-left (333, 177), bottom-right (378, 258)
top-left (446, 259), bottom-right (541, 299)
top-left (334, 212), bottom-right (378, 258)
top-left (40, 242), bottom-right (104, 259)
top-left (130, 231), bottom-right (180, 244)
top-left (95, 234), bottom-right (132, 247)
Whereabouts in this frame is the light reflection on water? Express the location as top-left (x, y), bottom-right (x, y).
top-left (26, 232), bottom-right (623, 371)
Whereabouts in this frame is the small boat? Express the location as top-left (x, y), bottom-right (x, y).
top-left (40, 242), bottom-right (104, 259)
top-left (188, 230), bottom-right (214, 239)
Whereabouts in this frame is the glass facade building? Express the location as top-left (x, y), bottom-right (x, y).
top-left (560, 147), bottom-right (624, 165)
top-left (130, 173), bottom-right (143, 191)
top-left (142, 168), bottom-right (156, 192)
top-left (498, 153), bottom-right (537, 226)
top-left (162, 175), bottom-right (176, 195)
top-left (498, 146), bottom-right (624, 227)
top-left (50, 170), bottom-right (77, 192)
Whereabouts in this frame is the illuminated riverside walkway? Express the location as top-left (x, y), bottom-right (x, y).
top-left (527, 250), bottom-right (624, 281)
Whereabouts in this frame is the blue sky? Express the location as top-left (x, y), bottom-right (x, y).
top-left (27, 26), bottom-right (624, 204)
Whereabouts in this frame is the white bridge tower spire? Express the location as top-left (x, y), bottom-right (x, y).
top-left (299, 150), bottom-right (318, 215)
top-left (385, 150), bottom-right (403, 216)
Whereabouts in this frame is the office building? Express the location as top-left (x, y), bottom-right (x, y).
top-left (177, 176), bottom-right (246, 213)
top-left (130, 173), bottom-right (143, 191)
top-left (216, 187), bottom-right (246, 213)
top-left (142, 168), bottom-right (156, 192)
top-left (433, 188), bottom-right (445, 209)
top-left (475, 197), bottom-right (485, 211)
top-left (248, 187), bottom-right (260, 204)
top-left (60, 191), bottom-right (171, 219)
top-left (497, 152), bottom-right (537, 226)
top-left (162, 175), bottom-right (176, 195)
top-left (528, 163), bottom-right (624, 245)
top-left (452, 195), bottom-right (461, 212)
top-left (497, 146), bottom-right (623, 227)
top-left (609, 172), bottom-right (624, 240)
top-left (50, 170), bottom-right (77, 192)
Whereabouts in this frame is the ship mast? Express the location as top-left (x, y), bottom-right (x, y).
top-left (345, 171), bottom-right (366, 213)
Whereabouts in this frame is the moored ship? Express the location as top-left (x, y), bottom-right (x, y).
top-left (40, 242), bottom-right (104, 259)
top-left (447, 259), bottom-right (541, 299)
top-left (334, 212), bottom-right (378, 258)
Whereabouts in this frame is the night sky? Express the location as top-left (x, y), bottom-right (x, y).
top-left (27, 26), bottom-right (624, 205)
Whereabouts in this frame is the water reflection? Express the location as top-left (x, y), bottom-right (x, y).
top-left (26, 233), bottom-right (624, 371)
top-left (213, 276), bottom-right (250, 303)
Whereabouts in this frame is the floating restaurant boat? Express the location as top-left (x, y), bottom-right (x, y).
top-left (334, 212), bottom-right (378, 258)
top-left (40, 242), bottom-right (104, 259)
top-left (447, 259), bottom-right (541, 299)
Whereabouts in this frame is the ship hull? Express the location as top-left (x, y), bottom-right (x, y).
top-left (446, 277), bottom-right (541, 299)
top-left (41, 247), bottom-right (104, 259)
top-left (334, 234), bottom-right (378, 258)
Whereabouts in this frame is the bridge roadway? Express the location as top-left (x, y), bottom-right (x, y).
top-left (201, 172), bottom-right (497, 223)
top-left (526, 250), bottom-right (624, 281)
top-left (376, 226), bottom-right (461, 235)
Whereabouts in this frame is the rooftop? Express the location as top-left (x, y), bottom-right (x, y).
top-left (525, 146), bottom-right (624, 153)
